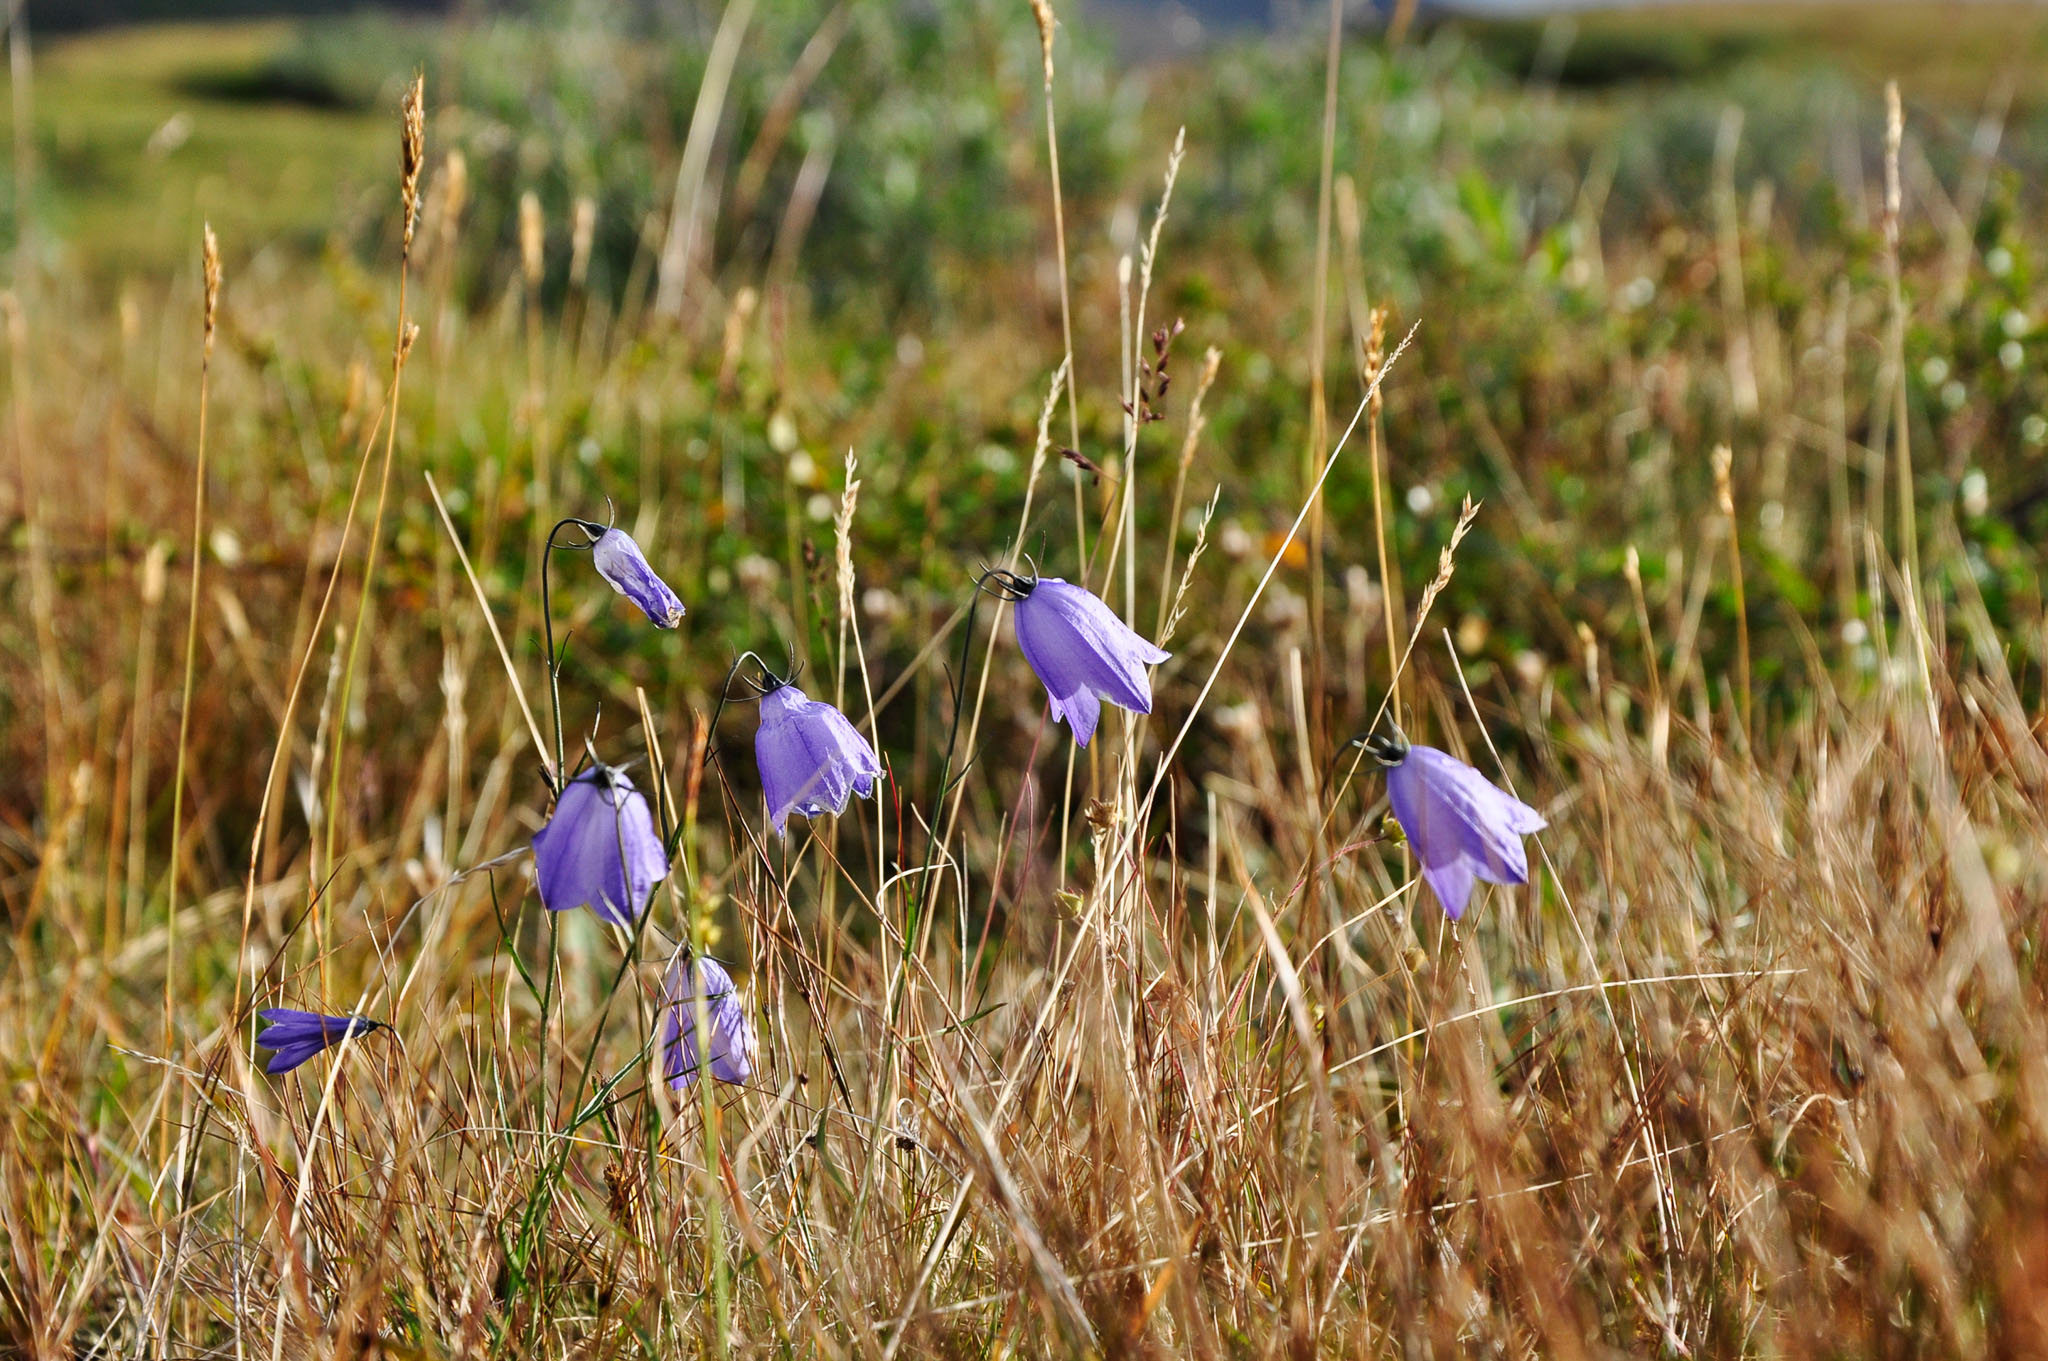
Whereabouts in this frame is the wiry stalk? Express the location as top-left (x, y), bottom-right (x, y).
top-left (166, 225), bottom-right (219, 1059)
top-left (321, 76), bottom-right (426, 977)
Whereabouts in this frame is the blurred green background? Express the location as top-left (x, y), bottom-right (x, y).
top-left (10, 0), bottom-right (2048, 741)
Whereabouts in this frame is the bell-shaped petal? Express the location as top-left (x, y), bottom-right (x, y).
top-left (532, 763), bottom-right (670, 928)
top-left (1012, 577), bottom-right (1171, 748)
top-left (255, 1008), bottom-right (384, 1076)
top-left (1383, 743), bottom-right (1546, 919)
top-left (591, 527), bottom-right (685, 627)
top-left (662, 955), bottom-right (756, 1087)
top-left (756, 684), bottom-right (883, 835)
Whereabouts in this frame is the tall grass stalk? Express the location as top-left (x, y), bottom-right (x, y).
top-left (1304, 0), bottom-right (1345, 710)
top-left (163, 225), bottom-right (219, 1088)
top-left (321, 76), bottom-right (425, 967)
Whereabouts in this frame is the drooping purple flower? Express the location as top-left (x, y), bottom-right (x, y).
top-left (755, 682), bottom-right (883, 835)
top-left (661, 955), bottom-right (755, 1087)
top-left (1004, 574), bottom-right (1171, 748)
top-left (1366, 729), bottom-right (1547, 920)
top-left (591, 527), bottom-right (685, 627)
top-left (255, 1008), bottom-right (384, 1076)
top-left (532, 762), bottom-right (670, 928)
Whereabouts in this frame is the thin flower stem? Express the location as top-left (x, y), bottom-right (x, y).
top-left (540, 516), bottom-right (606, 793)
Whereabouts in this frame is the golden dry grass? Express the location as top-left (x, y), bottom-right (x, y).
top-left (6, 6), bottom-right (2048, 1359)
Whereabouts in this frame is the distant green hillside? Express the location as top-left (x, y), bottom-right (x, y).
top-left (25, 0), bottom-right (451, 33)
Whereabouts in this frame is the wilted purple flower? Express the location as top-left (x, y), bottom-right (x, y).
top-left (591, 527), bottom-right (685, 627)
top-left (661, 955), bottom-right (755, 1087)
top-left (1366, 729), bottom-right (1547, 919)
top-left (755, 682), bottom-right (883, 835)
top-left (255, 1008), bottom-right (383, 1076)
top-left (990, 572), bottom-right (1170, 748)
top-left (532, 762), bottom-right (669, 928)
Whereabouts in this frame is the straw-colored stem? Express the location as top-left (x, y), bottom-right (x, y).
top-left (1304, 0), bottom-right (1344, 715)
top-left (165, 230), bottom-right (219, 1050)
top-left (321, 77), bottom-right (425, 980)
top-left (1713, 445), bottom-right (1752, 744)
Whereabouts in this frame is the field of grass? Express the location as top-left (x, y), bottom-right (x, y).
top-left (9, 1), bottom-right (2048, 1355)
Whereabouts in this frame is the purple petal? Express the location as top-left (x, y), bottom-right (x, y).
top-left (533, 765), bottom-right (670, 926)
top-left (591, 528), bottom-right (686, 628)
top-left (1385, 744), bottom-right (1546, 919)
top-left (1419, 859), bottom-right (1477, 922)
top-left (755, 685), bottom-right (883, 835)
top-left (1013, 577), bottom-right (1171, 748)
top-left (266, 1045), bottom-right (323, 1076)
top-left (254, 1009), bottom-right (382, 1074)
top-left (662, 956), bottom-right (756, 1088)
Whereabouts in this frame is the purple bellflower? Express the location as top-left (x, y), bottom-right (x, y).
top-left (662, 955), bottom-right (755, 1087)
top-left (532, 761), bottom-right (670, 928)
top-left (753, 676), bottom-right (883, 836)
top-left (983, 569), bottom-right (1171, 748)
top-left (591, 527), bottom-right (685, 627)
top-left (1364, 729), bottom-right (1547, 919)
top-left (255, 1008), bottom-right (384, 1076)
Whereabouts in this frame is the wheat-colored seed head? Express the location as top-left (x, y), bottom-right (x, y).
top-left (1366, 306), bottom-right (1389, 418)
top-left (201, 224), bottom-right (220, 357)
top-left (1577, 620), bottom-right (1600, 693)
top-left (1175, 347), bottom-right (1221, 474)
top-left (520, 191), bottom-right (544, 289)
top-left (570, 195), bottom-right (597, 289)
top-left (1713, 443), bottom-right (1735, 517)
top-left (401, 74), bottom-right (426, 255)
top-left (141, 540), bottom-right (170, 606)
top-left (439, 149), bottom-right (468, 256)
top-left (1414, 495), bottom-right (1481, 627)
top-left (835, 451), bottom-right (862, 613)
top-left (718, 287), bottom-right (759, 392)
top-left (1028, 0), bottom-right (1056, 85)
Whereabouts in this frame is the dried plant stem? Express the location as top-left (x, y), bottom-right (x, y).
top-left (1361, 306), bottom-right (1399, 729)
top-left (1881, 82), bottom-right (1940, 733)
top-left (1096, 130), bottom-right (1183, 617)
top-left (1029, 0), bottom-right (1080, 465)
top-left (322, 76), bottom-right (425, 972)
top-left (654, 0), bottom-right (754, 322)
top-left (1713, 445), bottom-right (1752, 741)
top-left (1305, 0), bottom-right (1344, 708)
top-left (229, 386), bottom-right (391, 1025)
top-left (166, 227), bottom-right (220, 1055)
top-left (424, 472), bottom-right (548, 766)
top-left (1025, 0), bottom-right (1086, 883)
top-left (1154, 347), bottom-right (1219, 639)
top-left (1623, 545), bottom-right (1669, 770)
top-left (3, 292), bottom-right (63, 900)
top-left (1825, 278), bottom-right (1857, 652)
top-left (1365, 491), bottom-right (1481, 742)
top-left (939, 369), bottom-right (1069, 857)
top-left (1883, 82), bottom-right (1919, 593)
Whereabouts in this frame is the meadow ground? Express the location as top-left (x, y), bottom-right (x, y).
top-left (8, 2), bottom-right (2048, 1355)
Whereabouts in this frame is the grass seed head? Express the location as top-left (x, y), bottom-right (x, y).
top-left (519, 190), bottom-right (544, 288)
top-left (1028, 0), bottom-right (1056, 84)
top-left (200, 223), bottom-right (220, 356)
top-left (400, 73), bottom-right (425, 254)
